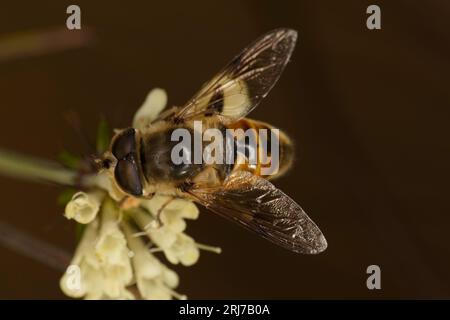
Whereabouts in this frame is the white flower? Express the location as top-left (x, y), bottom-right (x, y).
top-left (164, 233), bottom-right (200, 266)
top-left (124, 223), bottom-right (184, 300)
top-left (60, 219), bottom-right (97, 298)
top-left (95, 198), bottom-right (129, 266)
top-left (133, 196), bottom-right (201, 266)
top-left (60, 198), bottom-right (134, 300)
top-left (141, 195), bottom-right (200, 232)
top-left (64, 190), bottom-right (104, 224)
top-left (133, 88), bottom-right (167, 129)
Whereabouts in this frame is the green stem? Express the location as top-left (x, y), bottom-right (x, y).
top-left (0, 148), bottom-right (77, 186)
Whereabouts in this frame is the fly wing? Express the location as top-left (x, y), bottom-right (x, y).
top-left (188, 170), bottom-right (327, 254)
top-left (166, 28), bottom-right (297, 124)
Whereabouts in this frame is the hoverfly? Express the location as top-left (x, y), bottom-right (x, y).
top-left (101, 28), bottom-right (327, 254)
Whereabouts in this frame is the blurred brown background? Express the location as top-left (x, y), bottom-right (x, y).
top-left (0, 0), bottom-right (449, 299)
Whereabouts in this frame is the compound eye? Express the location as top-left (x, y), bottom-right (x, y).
top-left (114, 157), bottom-right (143, 196)
top-left (112, 128), bottom-right (136, 160)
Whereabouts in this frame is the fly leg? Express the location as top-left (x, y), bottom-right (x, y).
top-left (140, 184), bottom-right (193, 228)
top-left (153, 196), bottom-right (175, 228)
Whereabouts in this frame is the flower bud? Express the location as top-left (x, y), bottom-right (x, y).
top-left (65, 191), bottom-right (103, 224)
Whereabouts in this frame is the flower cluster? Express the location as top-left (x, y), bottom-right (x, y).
top-left (59, 89), bottom-right (220, 300)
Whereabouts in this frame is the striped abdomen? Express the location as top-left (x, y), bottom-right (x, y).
top-left (226, 118), bottom-right (294, 180)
